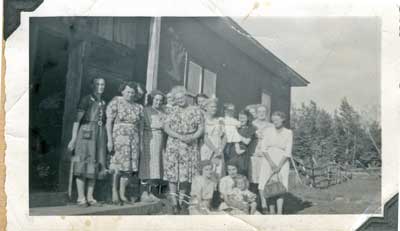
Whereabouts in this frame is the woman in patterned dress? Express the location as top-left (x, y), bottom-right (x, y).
top-left (106, 82), bottom-right (144, 204)
top-left (139, 90), bottom-right (165, 200)
top-left (200, 97), bottom-right (226, 179)
top-left (163, 86), bottom-right (204, 213)
top-left (67, 77), bottom-right (107, 206)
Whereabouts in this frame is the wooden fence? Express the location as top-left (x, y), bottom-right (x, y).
top-left (292, 159), bottom-right (353, 189)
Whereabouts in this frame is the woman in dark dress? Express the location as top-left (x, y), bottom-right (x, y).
top-left (67, 77), bottom-right (108, 206)
top-left (228, 110), bottom-right (256, 177)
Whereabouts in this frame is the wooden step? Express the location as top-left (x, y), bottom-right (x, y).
top-left (29, 192), bottom-right (69, 208)
top-left (30, 201), bottom-right (164, 215)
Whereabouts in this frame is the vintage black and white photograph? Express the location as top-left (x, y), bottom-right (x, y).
top-left (28, 17), bottom-right (381, 216)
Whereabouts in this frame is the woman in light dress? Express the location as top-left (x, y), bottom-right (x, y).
top-left (139, 90), bottom-right (165, 201)
top-left (249, 104), bottom-right (272, 208)
top-left (106, 82), bottom-right (144, 205)
top-left (189, 160), bottom-right (217, 215)
top-left (200, 97), bottom-right (226, 179)
top-left (258, 111), bottom-right (293, 214)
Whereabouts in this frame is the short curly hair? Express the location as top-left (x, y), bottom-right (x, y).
top-left (233, 175), bottom-right (249, 189)
top-left (170, 85), bottom-right (187, 99)
top-left (118, 81), bottom-right (137, 94)
top-left (271, 111), bottom-right (287, 121)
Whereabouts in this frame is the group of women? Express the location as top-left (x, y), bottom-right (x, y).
top-left (67, 77), bottom-right (293, 215)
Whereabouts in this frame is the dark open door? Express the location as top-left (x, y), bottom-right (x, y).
top-left (58, 36), bottom-right (143, 192)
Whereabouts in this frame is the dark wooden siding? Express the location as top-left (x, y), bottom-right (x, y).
top-left (157, 17), bottom-right (291, 124)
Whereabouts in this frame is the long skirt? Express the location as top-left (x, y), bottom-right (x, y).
top-left (139, 129), bottom-right (164, 179)
top-left (74, 123), bottom-right (107, 180)
top-left (257, 148), bottom-right (290, 191)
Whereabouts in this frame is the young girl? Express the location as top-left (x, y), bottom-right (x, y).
top-left (219, 162), bottom-right (240, 210)
top-left (189, 160), bottom-right (217, 215)
top-left (226, 175), bottom-right (257, 215)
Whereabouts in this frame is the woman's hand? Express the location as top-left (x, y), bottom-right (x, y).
top-left (67, 138), bottom-right (76, 151)
top-left (179, 135), bottom-right (190, 143)
top-left (107, 140), bottom-right (114, 153)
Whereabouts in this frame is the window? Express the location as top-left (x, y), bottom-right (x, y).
top-left (203, 69), bottom-right (217, 97)
top-left (184, 59), bottom-right (217, 98)
top-left (187, 61), bottom-right (202, 95)
top-left (261, 89), bottom-right (272, 118)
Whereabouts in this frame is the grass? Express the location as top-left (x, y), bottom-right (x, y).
top-left (284, 171), bottom-right (381, 214)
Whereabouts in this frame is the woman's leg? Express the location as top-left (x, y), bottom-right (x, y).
top-left (75, 177), bottom-right (86, 203)
top-left (276, 197), bottom-right (284, 214)
top-left (119, 176), bottom-right (129, 202)
top-left (112, 171), bottom-right (120, 203)
top-left (260, 192), bottom-right (268, 210)
top-left (269, 204), bottom-right (276, 214)
top-left (86, 179), bottom-right (96, 202)
top-left (169, 182), bottom-right (178, 205)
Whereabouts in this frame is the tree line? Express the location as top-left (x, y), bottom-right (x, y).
top-left (290, 98), bottom-right (381, 169)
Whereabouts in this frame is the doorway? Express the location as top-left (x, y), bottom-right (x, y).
top-left (29, 29), bottom-right (69, 192)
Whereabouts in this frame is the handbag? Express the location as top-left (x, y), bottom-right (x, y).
top-left (263, 171), bottom-right (287, 198)
top-left (82, 128), bottom-right (93, 139)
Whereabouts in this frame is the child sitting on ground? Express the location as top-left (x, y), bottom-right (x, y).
top-left (226, 175), bottom-right (257, 215)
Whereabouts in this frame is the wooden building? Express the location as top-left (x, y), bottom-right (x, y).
top-left (29, 17), bottom-right (308, 204)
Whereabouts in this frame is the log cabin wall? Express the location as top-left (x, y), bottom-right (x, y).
top-left (29, 17), bottom-right (151, 194)
top-left (156, 17), bottom-right (291, 122)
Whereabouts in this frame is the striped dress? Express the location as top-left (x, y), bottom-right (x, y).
top-left (139, 106), bottom-right (165, 180)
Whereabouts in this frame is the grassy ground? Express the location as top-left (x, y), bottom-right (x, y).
top-left (283, 172), bottom-right (381, 214)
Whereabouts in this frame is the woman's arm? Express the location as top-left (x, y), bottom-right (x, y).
top-left (284, 130), bottom-right (293, 158)
top-left (67, 111), bottom-right (84, 151)
top-left (276, 156), bottom-right (290, 172)
top-left (139, 109), bottom-right (145, 154)
top-left (188, 120), bottom-right (205, 141)
top-left (163, 121), bottom-right (182, 139)
top-left (203, 135), bottom-right (218, 155)
top-left (106, 117), bottom-right (115, 152)
top-left (262, 151), bottom-right (278, 171)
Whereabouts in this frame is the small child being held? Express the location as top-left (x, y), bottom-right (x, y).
top-left (226, 175), bottom-right (257, 214)
top-left (223, 103), bottom-right (251, 155)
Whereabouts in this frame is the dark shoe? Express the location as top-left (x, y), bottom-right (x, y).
top-left (261, 208), bottom-right (269, 214)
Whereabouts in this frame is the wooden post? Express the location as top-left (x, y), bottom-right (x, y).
top-left (58, 40), bottom-right (86, 192)
top-left (145, 17), bottom-right (161, 96)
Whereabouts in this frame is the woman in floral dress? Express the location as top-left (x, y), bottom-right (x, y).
top-left (67, 77), bottom-right (107, 206)
top-left (106, 82), bottom-right (144, 204)
top-left (163, 86), bottom-right (204, 213)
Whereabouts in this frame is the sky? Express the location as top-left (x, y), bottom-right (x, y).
top-left (237, 17), bottom-right (380, 120)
